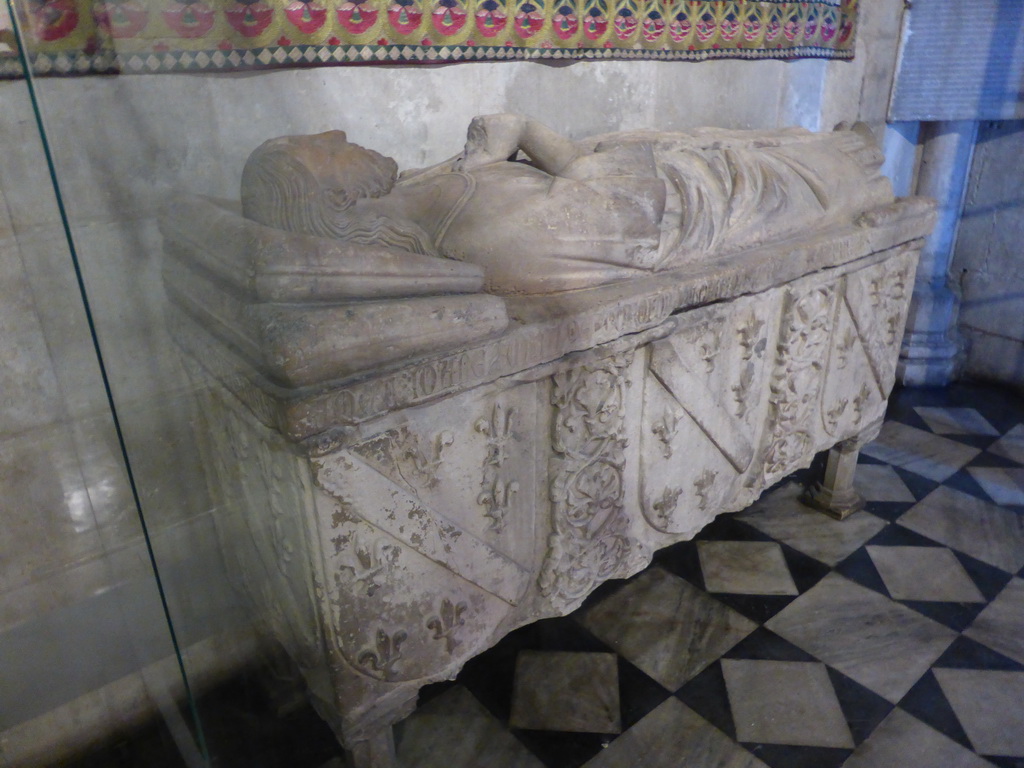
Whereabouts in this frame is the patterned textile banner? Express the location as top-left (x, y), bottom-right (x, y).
top-left (1, 0), bottom-right (856, 76)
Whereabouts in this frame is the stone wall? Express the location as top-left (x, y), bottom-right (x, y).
top-left (0, 0), bottom-right (907, 760)
top-left (953, 120), bottom-right (1024, 387)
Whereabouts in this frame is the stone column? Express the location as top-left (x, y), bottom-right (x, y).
top-left (898, 120), bottom-right (978, 386)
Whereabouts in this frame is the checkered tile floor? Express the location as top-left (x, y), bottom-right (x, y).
top-left (394, 383), bottom-right (1024, 768)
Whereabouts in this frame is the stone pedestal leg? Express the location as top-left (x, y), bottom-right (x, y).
top-left (345, 728), bottom-right (397, 768)
top-left (801, 440), bottom-right (865, 520)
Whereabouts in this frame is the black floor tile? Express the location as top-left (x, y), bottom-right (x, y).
top-left (953, 550), bottom-right (1016, 602)
top-left (865, 522), bottom-right (944, 549)
top-left (944, 467), bottom-right (1002, 504)
top-left (741, 743), bottom-right (852, 768)
top-left (834, 546), bottom-right (890, 597)
top-left (969, 450), bottom-right (1024, 469)
top-left (891, 467), bottom-right (942, 502)
top-left (617, 656), bottom-right (671, 731)
top-left (652, 539), bottom-right (705, 589)
top-left (899, 599), bottom-right (987, 633)
top-left (511, 729), bottom-right (607, 768)
top-left (722, 627), bottom-right (817, 662)
top-left (416, 678), bottom-right (459, 707)
top-left (675, 660), bottom-right (735, 739)
top-left (694, 514), bottom-right (775, 543)
top-left (882, 393), bottom-right (935, 433)
top-left (933, 635), bottom-right (1024, 672)
top-left (457, 641), bottom-right (519, 724)
top-left (827, 666), bottom-right (895, 746)
top-left (898, 671), bottom-right (973, 751)
top-left (709, 592), bottom-right (798, 625)
top-left (858, 452), bottom-right (887, 465)
top-left (864, 500), bottom-right (916, 522)
top-left (985, 756), bottom-right (1024, 768)
top-left (945, 433), bottom-right (1002, 451)
top-left (950, 381), bottom-right (1024, 435)
top-left (779, 543), bottom-right (832, 594)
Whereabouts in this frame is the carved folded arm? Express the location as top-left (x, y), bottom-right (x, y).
top-left (456, 113), bottom-right (582, 177)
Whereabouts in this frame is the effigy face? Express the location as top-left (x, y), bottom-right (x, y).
top-left (161, 115), bottom-right (935, 766)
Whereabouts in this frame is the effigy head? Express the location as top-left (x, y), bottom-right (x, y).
top-left (241, 131), bottom-right (398, 238)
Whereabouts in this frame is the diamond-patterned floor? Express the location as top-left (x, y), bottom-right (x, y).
top-left (62, 383), bottom-right (1024, 768)
top-left (390, 383), bottom-right (1024, 768)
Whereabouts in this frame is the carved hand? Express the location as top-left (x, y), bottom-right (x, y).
top-left (454, 113), bottom-right (527, 171)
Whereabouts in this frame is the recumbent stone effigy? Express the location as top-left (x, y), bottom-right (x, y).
top-left (160, 114), bottom-right (935, 767)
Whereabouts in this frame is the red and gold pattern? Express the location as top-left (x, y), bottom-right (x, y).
top-left (5, 0), bottom-right (856, 74)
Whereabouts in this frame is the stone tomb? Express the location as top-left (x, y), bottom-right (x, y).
top-left (161, 116), bottom-right (935, 767)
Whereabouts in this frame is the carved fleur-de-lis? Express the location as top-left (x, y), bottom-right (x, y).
top-left (869, 277), bottom-right (885, 308)
top-left (651, 409), bottom-right (680, 459)
top-left (337, 533), bottom-right (396, 596)
top-left (737, 316), bottom-right (766, 361)
top-left (652, 486), bottom-right (683, 524)
top-left (393, 426), bottom-right (453, 489)
top-left (357, 628), bottom-right (408, 677)
top-left (478, 477), bottom-right (519, 532)
top-left (732, 362), bottom-right (755, 418)
top-left (427, 598), bottom-right (467, 654)
top-left (836, 328), bottom-right (857, 369)
top-left (699, 337), bottom-right (718, 374)
top-left (885, 314), bottom-right (902, 345)
top-left (852, 383), bottom-right (871, 423)
top-left (891, 269), bottom-right (908, 301)
top-left (694, 469), bottom-right (717, 511)
top-left (475, 402), bottom-right (517, 468)
top-left (827, 399), bottom-right (849, 427)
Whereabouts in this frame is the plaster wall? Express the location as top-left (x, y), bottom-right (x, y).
top-left (953, 120), bottom-right (1024, 387)
top-left (0, 0), bottom-right (906, 760)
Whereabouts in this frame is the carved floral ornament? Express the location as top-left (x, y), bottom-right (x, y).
top-left (540, 353), bottom-right (639, 608)
top-left (2, 0), bottom-right (857, 78)
top-left (763, 284), bottom-right (836, 479)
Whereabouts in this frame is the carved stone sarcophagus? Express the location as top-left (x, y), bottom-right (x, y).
top-left (161, 116), bottom-right (935, 767)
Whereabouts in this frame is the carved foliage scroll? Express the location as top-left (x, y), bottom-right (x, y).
top-left (763, 284), bottom-right (836, 480)
top-left (865, 256), bottom-right (913, 389)
top-left (539, 352), bottom-right (635, 610)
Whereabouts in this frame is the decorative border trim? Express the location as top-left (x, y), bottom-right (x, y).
top-left (1, 0), bottom-right (856, 77)
top-left (0, 40), bottom-right (852, 77)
